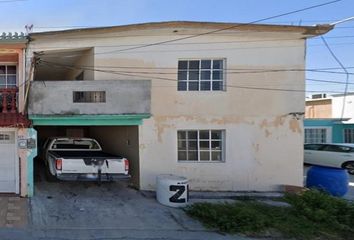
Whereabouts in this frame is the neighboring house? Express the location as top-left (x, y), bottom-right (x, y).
top-left (304, 93), bottom-right (354, 144)
top-left (331, 93), bottom-right (354, 119)
top-left (305, 94), bottom-right (331, 118)
top-left (304, 118), bottom-right (354, 144)
top-left (23, 21), bottom-right (332, 193)
top-left (0, 33), bottom-right (36, 197)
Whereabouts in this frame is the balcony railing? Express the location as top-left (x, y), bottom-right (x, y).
top-left (0, 87), bottom-right (31, 127)
top-left (0, 87), bottom-right (17, 113)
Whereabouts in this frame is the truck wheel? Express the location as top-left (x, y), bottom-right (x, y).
top-left (45, 166), bottom-right (58, 182)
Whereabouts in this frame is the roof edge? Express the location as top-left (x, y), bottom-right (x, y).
top-left (29, 21), bottom-right (334, 38)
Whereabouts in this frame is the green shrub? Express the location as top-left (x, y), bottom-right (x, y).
top-left (185, 202), bottom-right (270, 233)
top-left (185, 190), bottom-right (354, 239)
top-left (284, 190), bottom-right (354, 231)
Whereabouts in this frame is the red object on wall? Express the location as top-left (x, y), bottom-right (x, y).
top-left (0, 87), bottom-right (31, 127)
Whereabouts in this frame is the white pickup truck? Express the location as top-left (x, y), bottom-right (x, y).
top-left (43, 137), bottom-right (130, 182)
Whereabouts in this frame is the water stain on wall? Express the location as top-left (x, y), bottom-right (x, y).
top-left (289, 118), bottom-right (302, 133)
top-left (154, 114), bottom-right (302, 143)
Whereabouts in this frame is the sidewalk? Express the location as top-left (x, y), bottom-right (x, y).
top-left (0, 196), bottom-right (27, 228)
top-left (0, 228), bottom-right (254, 240)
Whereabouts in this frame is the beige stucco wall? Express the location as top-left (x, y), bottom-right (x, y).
top-left (139, 115), bottom-right (303, 191)
top-left (27, 27), bottom-right (306, 191)
top-left (65, 48), bottom-right (94, 80)
top-left (89, 126), bottom-right (140, 187)
top-left (305, 99), bottom-right (332, 118)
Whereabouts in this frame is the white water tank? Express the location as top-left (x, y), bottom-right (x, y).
top-left (156, 174), bottom-right (189, 207)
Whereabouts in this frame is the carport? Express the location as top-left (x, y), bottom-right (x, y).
top-left (27, 79), bottom-right (151, 193)
top-left (31, 114), bottom-right (149, 189)
top-left (26, 49), bottom-right (151, 194)
top-left (34, 125), bottom-right (141, 187)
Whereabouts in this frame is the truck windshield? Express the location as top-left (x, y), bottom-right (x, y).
top-left (51, 139), bottom-right (101, 150)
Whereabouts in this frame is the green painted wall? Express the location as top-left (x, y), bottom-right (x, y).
top-left (27, 128), bottom-right (37, 197)
top-left (304, 119), bottom-right (354, 143)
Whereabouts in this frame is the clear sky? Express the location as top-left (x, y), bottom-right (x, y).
top-left (1, 0), bottom-right (353, 96)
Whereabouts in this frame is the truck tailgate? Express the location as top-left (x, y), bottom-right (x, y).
top-left (61, 158), bottom-right (126, 174)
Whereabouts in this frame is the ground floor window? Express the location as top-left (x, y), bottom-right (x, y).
top-left (344, 128), bottom-right (354, 143)
top-left (304, 128), bottom-right (330, 143)
top-left (177, 130), bottom-right (224, 162)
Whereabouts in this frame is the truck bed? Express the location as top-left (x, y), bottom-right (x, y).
top-left (49, 150), bottom-right (123, 159)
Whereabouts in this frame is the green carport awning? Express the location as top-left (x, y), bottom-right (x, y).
top-left (29, 114), bottom-right (151, 126)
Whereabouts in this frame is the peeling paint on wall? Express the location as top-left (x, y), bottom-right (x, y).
top-left (289, 118), bottom-right (302, 133)
top-left (154, 115), bottom-right (258, 142)
top-left (259, 115), bottom-right (287, 129)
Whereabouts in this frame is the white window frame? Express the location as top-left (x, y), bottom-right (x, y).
top-left (177, 129), bottom-right (225, 162)
top-left (304, 127), bottom-right (332, 144)
top-left (343, 128), bottom-right (354, 143)
top-left (0, 63), bottom-right (17, 88)
top-left (177, 59), bottom-right (226, 91)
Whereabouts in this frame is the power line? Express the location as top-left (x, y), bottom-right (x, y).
top-left (96, 0), bottom-right (340, 56)
top-left (38, 60), bottom-right (354, 86)
top-left (37, 60), bottom-right (347, 94)
top-left (27, 38), bottom-right (354, 50)
top-left (34, 41), bottom-right (354, 59)
top-left (307, 78), bottom-right (354, 85)
top-left (26, 63), bottom-right (354, 71)
top-left (264, 19), bottom-right (342, 23)
top-left (28, 18), bottom-right (354, 31)
top-left (31, 0), bottom-right (340, 58)
top-left (37, 60), bottom-right (354, 76)
top-left (92, 0), bottom-right (341, 54)
top-left (321, 36), bottom-right (350, 119)
top-left (30, 19), bottom-right (346, 29)
top-left (31, 25), bottom-right (354, 32)
top-left (28, 32), bottom-right (354, 41)
top-left (335, 26), bottom-right (354, 29)
top-left (23, 37), bottom-right (324, 48)
top-left (35, 42), bottom-right (354, 59)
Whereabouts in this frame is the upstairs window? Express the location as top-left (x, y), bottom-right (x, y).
top-left (0, 65), bottom-right (16, 88)
top-left (178, 59), bottom-right (224, 91)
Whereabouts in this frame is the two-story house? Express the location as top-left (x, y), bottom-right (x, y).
top-left (305, 93), bottom-right (354, 144)
top-left (23, 21), bottom-right (332, 194)
top-left (0, 33), bottom-right (36, 197)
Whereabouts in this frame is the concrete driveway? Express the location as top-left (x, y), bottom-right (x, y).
top-left (8, 164), bottom-right (354, 240)
top-left (26, 175), bottom-right (245, 240)
top-left (30, 180), bottom-right (186, 230)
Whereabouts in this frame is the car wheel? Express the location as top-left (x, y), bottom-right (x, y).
top-left (343, 162), bottom-right (354, 175)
